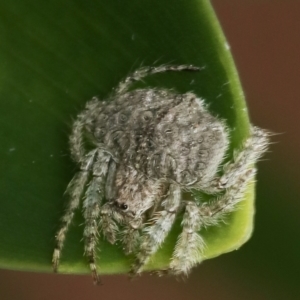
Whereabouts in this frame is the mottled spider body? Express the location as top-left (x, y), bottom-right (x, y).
top-left (53, 65), bottom-right (269, 284)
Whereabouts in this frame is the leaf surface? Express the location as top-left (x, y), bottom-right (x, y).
top-left (0, 0), bottom-right (253, 274)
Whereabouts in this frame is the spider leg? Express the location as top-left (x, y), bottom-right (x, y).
top-left (169, 201), bottom-right (205, 276)
top-left (114, 64), bottom-right (200, 95)
top-left (200, 168), bottom-right (256, 226)
top-left (203, 126), bottom-right (269, 193)
top-left (69, 97), bottom-right (101, 164)
top-left (169, 167), bottom-right (256, 275)
top-left (82, 150), bottom-right (111, 285)
top-left (121, 217), bottom-right (143, 255)
top-left (130, 184), bottom-right (181, 275)
top-left (52, 149), bottom-right (98, 273)
top-left (99, 202), bottom-right (123, 244)
top-left (97, 160), bottom-right (123, 244)
top-left (121, 180), bottom-right (168, 255)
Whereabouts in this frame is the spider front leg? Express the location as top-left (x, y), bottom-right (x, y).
top-left (52, 149), bottom-right (98, 273)
top-left (99, 202), bottom-right (122, 245)
top-left (130, 184), bottom-right (182, 276)
top-left (122, 180), bottom-right (168, 255)
top-left (121, 217), bottom-right (143, 255)
top-left (82, 150), bottom-right (112, 285)
top-left (98, 161), bottom-right (123, 244)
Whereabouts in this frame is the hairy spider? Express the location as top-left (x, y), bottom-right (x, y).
top-left (52, 64), bottom-right (269, 284)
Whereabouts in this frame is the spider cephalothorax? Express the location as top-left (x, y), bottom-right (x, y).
top-left (52, 65), bottom-right (269, 284)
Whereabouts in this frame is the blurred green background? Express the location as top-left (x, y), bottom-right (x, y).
top-left (1, 0), bottom-right (299, 299)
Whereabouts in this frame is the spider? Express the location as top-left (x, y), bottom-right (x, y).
top-left (52, 64), bottom-right (269, 284)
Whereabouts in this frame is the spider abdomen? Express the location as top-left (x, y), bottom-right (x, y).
top-left (86, 89), bottom-right (229, 185)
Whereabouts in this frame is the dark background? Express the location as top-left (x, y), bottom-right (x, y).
top-left (1, 1), bottom-right (299, 299)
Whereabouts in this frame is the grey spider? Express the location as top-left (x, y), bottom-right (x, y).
top-left (52, 64), bottom-right (269, 284)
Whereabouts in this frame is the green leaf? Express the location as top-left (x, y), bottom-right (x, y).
top-left (0, 0), bottom-right (253, 275)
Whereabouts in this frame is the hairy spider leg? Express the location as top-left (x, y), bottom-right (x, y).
top-left (121, 217), bottom-right (143, 255)
top-left (120, 179), bottom-right (169, 255)
top-left (130, 184), bottom-right (182, 275)
top-left (202, 126), bottom-right (269, 193)
top-left (169, 201), bottom-right (205, 276)
top-left (82, 150), bottom-right (112, 285)
top-left (53, 96), bottom-right (104, 272)
top-left (52, 149), bottom-right (98, 272)
top-left (169, 168), bottom-right (255, 275)
top-left (98, 161), bottom-right (123, 245)
top-left (114, 64), bottom-right (200, 95)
